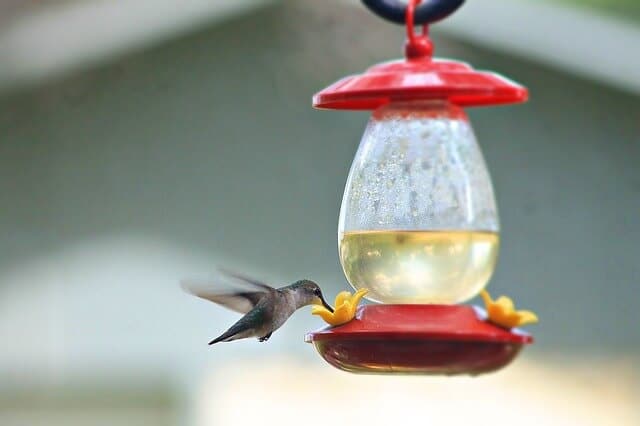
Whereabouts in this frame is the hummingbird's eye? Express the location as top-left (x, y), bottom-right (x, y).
top-left (314, 288), bottom-right (321, 296)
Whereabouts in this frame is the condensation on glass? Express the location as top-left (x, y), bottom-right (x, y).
top-left (338, 101), bottom-right (500, 304)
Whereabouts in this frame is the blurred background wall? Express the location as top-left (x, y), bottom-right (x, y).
top-left (0, 1), bottom-right (638, 425)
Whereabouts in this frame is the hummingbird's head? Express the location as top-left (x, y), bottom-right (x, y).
top-left (291, 280), bottom-right (334, 313)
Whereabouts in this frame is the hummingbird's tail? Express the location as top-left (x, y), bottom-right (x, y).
top-left (208, 330), bottom-right (234, 345)
top-left (208, 336), bottom-right (225, 345)
top-left (208, 326), bottom-right (255, 345)
top-left (208, 303), bottom-right (264, 345)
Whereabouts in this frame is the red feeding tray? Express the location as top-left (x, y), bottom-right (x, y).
top-left (305, 305), bottom-right (533, 375)
top-left (313, 58), bottom-right (528, 111)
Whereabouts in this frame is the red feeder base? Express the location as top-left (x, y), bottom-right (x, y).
top-left (305, 304), bottom-right (533, 375)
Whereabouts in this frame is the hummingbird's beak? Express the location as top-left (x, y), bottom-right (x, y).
top-left (320, 294), bottom-right (334, 313)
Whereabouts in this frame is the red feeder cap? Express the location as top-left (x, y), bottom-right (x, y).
top-left (305, 304), bottom-right (533, 375)
top-left (313, 58), bottom-right (529, 110)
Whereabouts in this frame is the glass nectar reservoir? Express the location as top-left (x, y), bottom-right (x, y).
top-left (338, 101), bottom-right (499, 304)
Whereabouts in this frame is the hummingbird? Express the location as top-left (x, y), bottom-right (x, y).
top-left (182, 269), bottom-right (334, 345)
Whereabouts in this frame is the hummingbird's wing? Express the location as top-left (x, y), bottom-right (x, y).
top-left (181, 269), bottom-right (276, 314)
top-left (215, 268), bottom-right (275, 292)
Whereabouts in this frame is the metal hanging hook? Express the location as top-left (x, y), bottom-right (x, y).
top-left (361, 0), bottom-right (465, 25)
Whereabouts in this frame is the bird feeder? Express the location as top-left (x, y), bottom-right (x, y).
top-left (305, 0), bottom-right (533, 375)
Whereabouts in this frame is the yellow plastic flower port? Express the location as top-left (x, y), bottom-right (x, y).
top-left (312, 288), bottom-right (369, 326)
top-left (480, 289), bottom-right (538, 329)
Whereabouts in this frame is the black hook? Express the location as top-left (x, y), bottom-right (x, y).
top-left (361, 0), bottom-right (465, 25)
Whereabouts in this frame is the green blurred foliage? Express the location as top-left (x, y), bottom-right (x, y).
top-left (553, 0), bottom-right (640, 20)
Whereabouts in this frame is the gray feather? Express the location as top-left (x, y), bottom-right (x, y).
top-left (209, 300), bottom-right (272, 344)
top-left (181, 269), bottom-right (276, 314)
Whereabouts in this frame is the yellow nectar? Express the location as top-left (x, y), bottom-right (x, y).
top-left (339, 230), bottom-right (499, 304)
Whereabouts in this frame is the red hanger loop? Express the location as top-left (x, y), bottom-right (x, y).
top-left (405, 0), bottom-right (433, 60)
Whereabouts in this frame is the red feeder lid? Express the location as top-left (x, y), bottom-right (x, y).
top-left (306, 305), bottom-right (532, 375)
top-left (313, 58), bottom-right (528, 110)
